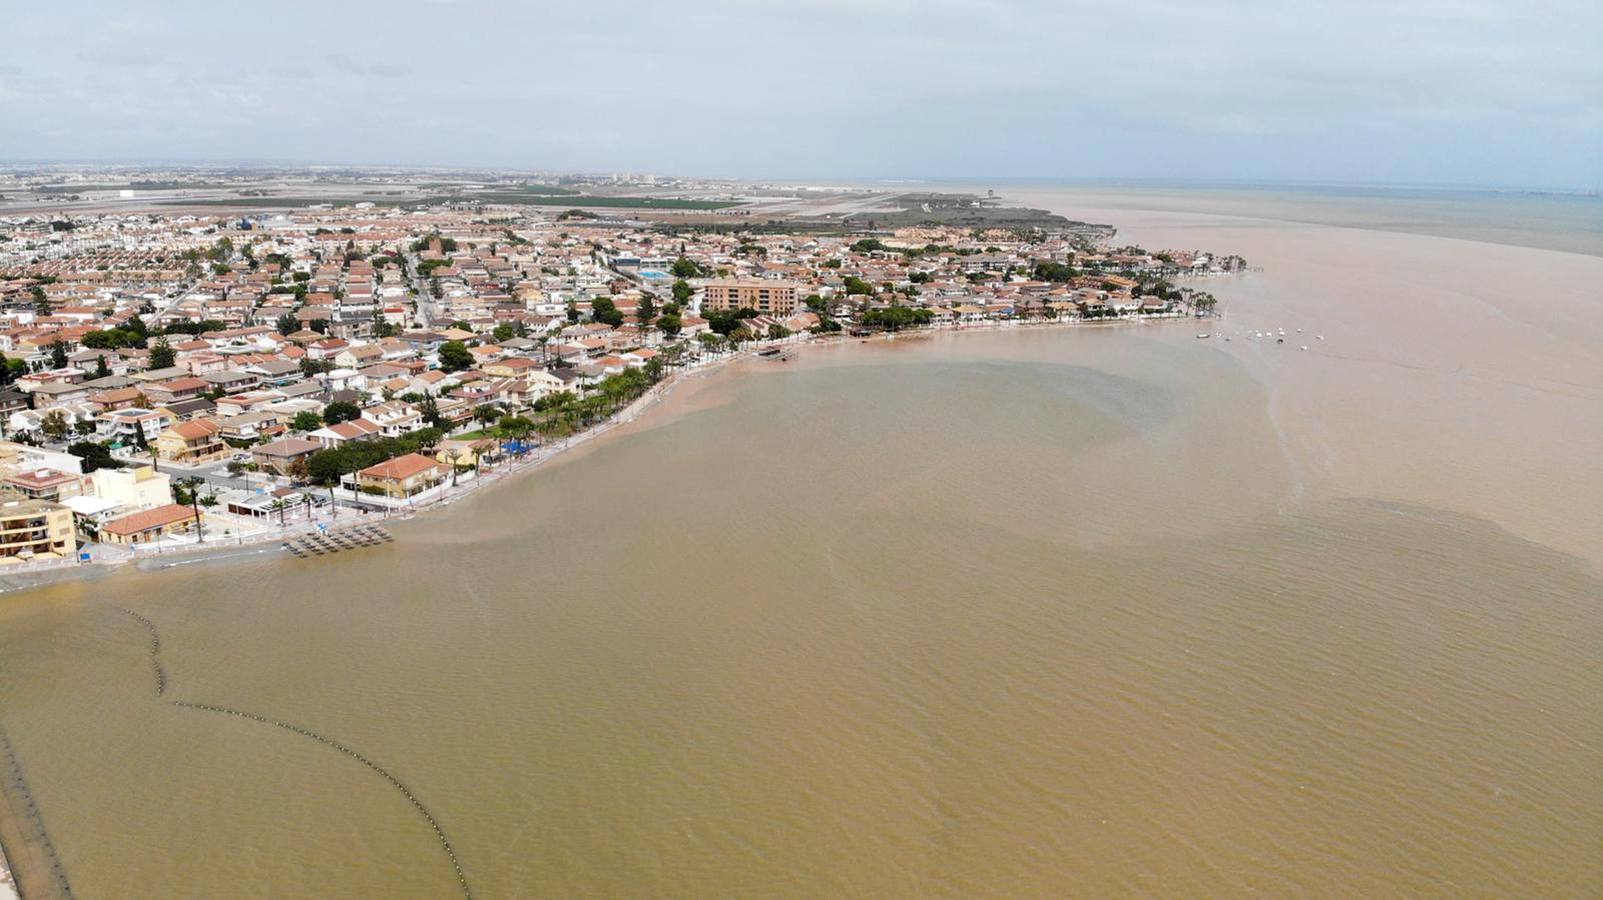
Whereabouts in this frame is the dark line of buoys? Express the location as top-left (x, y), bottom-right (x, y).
top-left (0, 725), bottom-right (76, 898)
top-left (100, 604), bottom-right (469, 897)
top-left (115, 607), bottom-right (165, 697)
top-left (172, 702), bottom-right (471, 899)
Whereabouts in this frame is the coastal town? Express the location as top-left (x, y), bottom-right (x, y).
top-left (0, 170), bottom-right (1243, 580)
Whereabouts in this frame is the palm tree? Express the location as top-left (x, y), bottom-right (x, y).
top-left (267, 498), bottom-right (289, 527)
top-left (180, 476), bottom-right (205, 543)
top-left (445, 448), bottom-right (463, 486)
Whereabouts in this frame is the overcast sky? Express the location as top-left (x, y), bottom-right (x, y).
top-left (2, 0), bottom-right (1598, 188)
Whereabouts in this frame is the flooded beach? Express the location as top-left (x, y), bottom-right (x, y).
top-left (1, 188), bottom-right (1600, 897)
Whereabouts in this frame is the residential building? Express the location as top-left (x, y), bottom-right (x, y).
top-left (154, 418), bottom-right (227, 463)
top-left (0, 495), bottom-right (77, 560)
top-left (350, 453), bottom-right (446, 499)
top-left (702, 279), bottom-right (801, 315)
top-left (99, 503), bottom-right (201, 545)
top-left (93, 465), bottom-right (173, 511)
top-left (2, 468), bottom-right (86, 502)
top-left (251, 437), bottom-right (322, 475)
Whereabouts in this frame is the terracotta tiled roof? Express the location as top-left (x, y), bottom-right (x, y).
top-left (101, 503), bottom-right (198, 536)
top-left (168, 418), bottom-right (222, 440)
top-left (358, 453), bottom-right (443, 481)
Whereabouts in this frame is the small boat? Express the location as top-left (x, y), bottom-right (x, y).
top-left (1196, 333), bottom-right (1210, 339)
top-left (1300, 345), bottom-right (1308, 351)
top-left (1316, 335), bottom-right (1325, 341)
top-left (1276, 337), bottom-right (1285, 343)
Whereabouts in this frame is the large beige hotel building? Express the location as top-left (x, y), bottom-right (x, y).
top-left (0, 495), bottom-right (77, 561)
top-left (702, 279), bottom-right (802, 315)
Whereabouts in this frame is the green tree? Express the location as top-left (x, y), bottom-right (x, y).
top-left (670, 256), bottom-right (702, 278)
top-left (658, 313), bottom-right (682, 336)
top-left (590, 297), bottom-right (625, 327)
top-left (497, 415), bottom-right (535, 451)
top-left (842, 276), bottom-right (872, 296)
top-left (148, 337), bottom-right (176, 369)
top-left (492, 323), bottom-right (516, 342)
top-left (49, 340), bottom-right (68, 369)
top-left (81, 330), bottom-right (129, 349)
top-left (1032, 261), bottom-right (1078, 283)
top-left (636, 295), bottom-right (656, 327)
top-left (68, 441), bottom-right (119, 473)
top-left (322, 401), bottom-right (362, 425)
top-left (437, 340), bottom-right (474, 372)
top-left (291, 410), bottom-right (323, 432)
top-left (417, 392), bottom-right (445, 429)
top-left (40, 409), bottom-right (69, 441)
top-left (275, 313), bottom-right (299, 335)
top-left (0, 358), bottom-right (25, 385)
top-left (671, 279), bottom-right (692, 304)
top-left (860, 305), bottom-right (934, 331)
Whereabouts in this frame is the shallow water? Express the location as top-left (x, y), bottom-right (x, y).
top-left (1, 329), bottom-right (1599, 897)
top-left (3, 186), bottom-right (1601, 896)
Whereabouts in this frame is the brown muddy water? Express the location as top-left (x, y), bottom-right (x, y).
top-left (1, 197), bottom-right (1599, 897)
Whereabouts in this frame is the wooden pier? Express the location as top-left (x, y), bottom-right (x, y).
top-left (283, 525), bottom-right (393, 559)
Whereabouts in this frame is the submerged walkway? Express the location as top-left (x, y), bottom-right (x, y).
top-left (282, 525), bottom-right (393, 559)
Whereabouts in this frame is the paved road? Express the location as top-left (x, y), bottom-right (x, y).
top-left (405, 252), bottom-right (437, 328)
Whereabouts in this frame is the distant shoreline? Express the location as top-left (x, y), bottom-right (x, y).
top-left (992, 183), bottom-right (1603, 259)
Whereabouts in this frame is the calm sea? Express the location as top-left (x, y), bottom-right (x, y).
top-left (930, 179), bottom-right (1603, 257)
